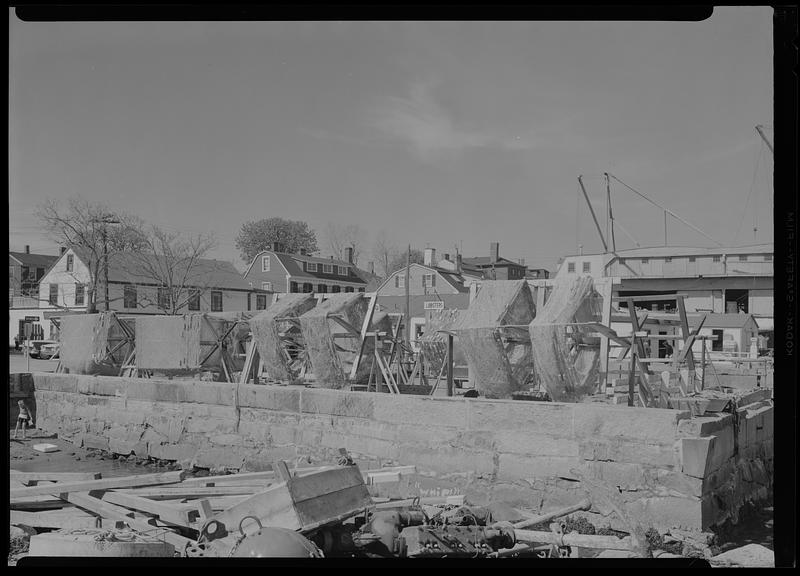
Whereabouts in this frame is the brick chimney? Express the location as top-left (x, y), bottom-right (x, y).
top-left (424, 248), bottom-right (437, 267)
top-left (456, 254), bottom-right (463, 274)
top-left (25, 245), bottom-right (30, 254)
top-left (490, 242), bottom-right (499, 263)
top-left (344, 246), bottom-right (354, 264)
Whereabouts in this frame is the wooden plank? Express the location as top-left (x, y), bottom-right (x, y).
top-left (329, 315), bottom-right (362, 336)
top-left (177, 466), bottom-right (327, 487)
top-left (101, 491), bottom-right (199, 527)
top-left (66, 491), bottom-right (193, 550)
top-left (10, 471), bottom-right (103, 485)
top-left (10, 470), bottom-right (186, 499)
top-left (287, 466), bottom-right (364, 503)
top-left (11, 508), bottom-right (105, 530)
top-left (272, 460), bottom-right (293, 483)
top-left (598, 281), bottom-right (613, 391)
top-left (114, 485), bottom-right (263, 499)
top-left (238, 339), bottom-right (257, 384)
top-left (612, 293), bottom-right (689, 303)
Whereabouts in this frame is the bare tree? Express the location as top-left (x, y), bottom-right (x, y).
top-left (36, 197), bottom-right (147, 313)
top-left (372, 230), bottom-right (396, 278)
top-left (125, 226), bottom-right (219, 314)
top-left (324, 223), bottom-right (364, 265)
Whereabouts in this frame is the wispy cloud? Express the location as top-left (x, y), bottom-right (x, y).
top-left (370, 81), bottom-right (543, 160)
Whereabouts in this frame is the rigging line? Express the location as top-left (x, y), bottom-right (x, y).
top-left (612, 219), bottom-right (641, 248)
top-left (608, 173), bottom-right (724, 247)
top-left (733, 139), bottom-right (764, 245)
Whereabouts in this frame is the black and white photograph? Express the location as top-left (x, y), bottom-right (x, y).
top-left (7, 5), bottom-right (791, 565)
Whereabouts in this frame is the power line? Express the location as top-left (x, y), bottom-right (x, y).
top-left (607, 173), bottom-right (723, 247)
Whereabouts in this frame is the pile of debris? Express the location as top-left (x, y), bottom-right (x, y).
top-left (10, 451), bottom-right (658, 560)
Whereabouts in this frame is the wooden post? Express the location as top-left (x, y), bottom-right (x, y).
top-left (598, 280), bottom-right (613, 393)
top-left (627, 336), bottom-right (637, 407)
top-left (700, 338), bottom-right (706, 391)
top-left (446, 333), bottom-right (454, 397)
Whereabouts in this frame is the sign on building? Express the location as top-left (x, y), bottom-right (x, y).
top-left (424, 301), bottom-right (445, 310)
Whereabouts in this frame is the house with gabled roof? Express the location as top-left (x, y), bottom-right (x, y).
top-left (9, 245), bottom-right (60, 298)
top-left (38, 246), bottom-right (259, 316)
top-left (242, 243), bottom-right (369, 312)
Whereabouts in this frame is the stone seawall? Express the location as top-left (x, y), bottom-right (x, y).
top-left (30, 373), bottom-right (773, 533)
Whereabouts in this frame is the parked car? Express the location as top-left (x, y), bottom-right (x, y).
top-left (39, 342), bottom-right (60, 360)
top-left (23, 339), bottom-right (58, 359)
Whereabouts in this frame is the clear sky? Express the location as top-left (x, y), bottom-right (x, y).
top-left (9, 7), bottom-right (774, 273)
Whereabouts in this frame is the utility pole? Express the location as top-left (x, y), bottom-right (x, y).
top-left (578, 175), bottom-right (608, 253)
top-left (405, 245), bottom-right (411, 349)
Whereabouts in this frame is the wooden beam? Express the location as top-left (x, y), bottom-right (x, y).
top-left (349, 293), bottom-right (378, 381)
top-left (102, 491), bottom-right (199, 527)
top-left (10, 471), bottom-right (186, 499)
top-left (612, 293), bottom-right (689, 303)
top-left (66, 491), bottom-right (194, 550)
top-left (10, 471), bottom-right (103, 485)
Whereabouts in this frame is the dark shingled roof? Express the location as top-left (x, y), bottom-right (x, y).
top-left (71, 247), bottom-right (253, 291)
top-left (9, 251), bottom-right (59, 269)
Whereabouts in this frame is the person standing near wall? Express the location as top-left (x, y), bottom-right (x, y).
top-left (13, 400), bottom-right (32, 439)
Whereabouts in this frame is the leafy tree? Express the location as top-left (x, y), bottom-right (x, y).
top-left (235, 218), bottom-right (318, 263)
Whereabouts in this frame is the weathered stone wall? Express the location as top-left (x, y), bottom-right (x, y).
top-left (30, 373), bottom-right (772, 533)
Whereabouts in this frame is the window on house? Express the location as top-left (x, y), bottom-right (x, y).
top-left (764, 254), bottom-right (772, 262)
top-left (318, 284), bottom-right (328, 293)
top-left (739, 255), bottom-right (748, 262)
top-left (323, 264), bottom-right (333, 274)
top-left (331, 285), bottom-right (341, 293)
top-left (423, 273), bottom-right (436, 288)
top-left (157, 287), bottom-right (171, 310)
top-left (303, 283), bottom-right (313, 293)
top-left (713, 256), bottom-right (721, 262)
top-left (290, 281), bottom-right (299, 293)
top-left (256, 294), bottom-right (268, 310)
top-left (22, 266), bottom-right (30, 281)
top-left (665, 257), bottom-right (672, 263)
top-left (345, 286), bottom-right (354, 293)
top-left (66, 254), bottom-right (74, 272)
top-left (36, 267), bottom-right (45, 280)
top-left (396, 275), bottom-right (405, 289)
top-left (211, 291), bottom-right (223, 312)
top-left (641, 258), bottom-right (649, 264)
top-left (307, 262), bottom-right (317, 272)
top-left (338, 266), bottom-right (347, 276)
top-left (261, 256), bottom-right (270, 272)
top-left (567, 262), bottom-right (575, 273)
top-left (262, 282), bottom-right (272, 291)
top-left (618, 258), bottom-right (625, 265)
top-left (582, 262), bottom-right (591, 273)
top-left (188, 290), bottom-right (201, 311)
top-left (75, 284), bottom-right (85, 306)
top-left (124, 285), bottom-right (137, 309)
top-left (358, 287), bottom-right (365, 293)
top-left (689, 257), bottom-right (696, 262)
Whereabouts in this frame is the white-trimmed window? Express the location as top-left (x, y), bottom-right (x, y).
top-left (75, 284), bottom-right (85, 306)
top-left (256, 294), bottom-right (268, 310)
top-left (261, 255), bottom-right (270, 272)
top-left (211, 291), bottom-right (223, 312)
top-left (262, 282), bottom-right (272, 291)
top-left (307, 262), bottom-right (318, 272)
top-left (423, 273), bottom-right (436, 288)
top-left (66, 254), bottom-right (74, 272)
top-left (323, 263), bottom-right (333, 274)
top-left (582, 262), bottom-right (591, 273)
top-left (338, 265), bottom-right (347, 276)
top-left (739, 255), bottom-right (748, 262)
top-left (395, 275), bottom-right (405, 289)
top-left (567, 262), bottom-right (575, 273)
top-left (124, 285), bottom-right (137, 309)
